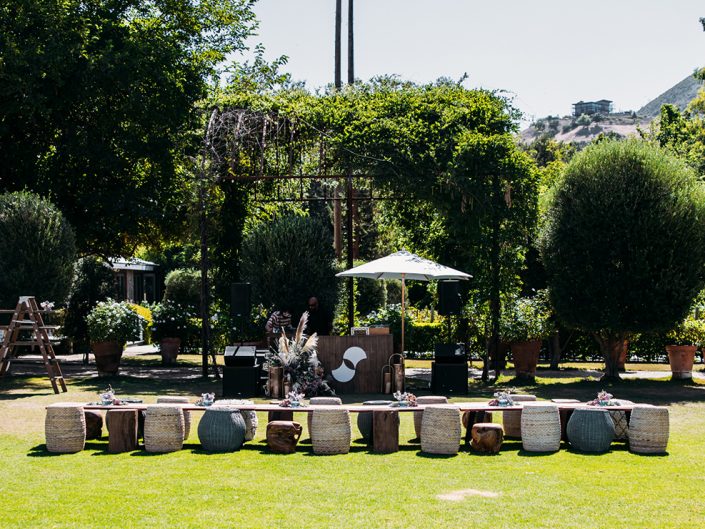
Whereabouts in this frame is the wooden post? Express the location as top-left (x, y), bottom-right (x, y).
top-left (372, 410), bottom-right (399, 453)
top-left (107, 409), bottom-right (138, 453)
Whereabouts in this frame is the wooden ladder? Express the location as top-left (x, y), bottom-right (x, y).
top-left (0, 296), bottom-right (67, 394)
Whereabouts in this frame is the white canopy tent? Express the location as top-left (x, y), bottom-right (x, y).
top-left (336, 251), bottom-right (471, 353)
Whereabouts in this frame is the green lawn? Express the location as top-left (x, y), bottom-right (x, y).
top-left (2, 373), bottom-right (705, 529)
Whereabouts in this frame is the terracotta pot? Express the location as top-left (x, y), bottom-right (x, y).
top-left (666, 345), bottom-right (696, 380)
top-left (510, 340), bottom-right (542, 379)
top-left (91, 341), bottom-right (123, 376)
top-left (159, 337), bottom-right (181, 366)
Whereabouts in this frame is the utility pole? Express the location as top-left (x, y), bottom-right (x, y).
top-left (348, 0), bottom-right (354, 84)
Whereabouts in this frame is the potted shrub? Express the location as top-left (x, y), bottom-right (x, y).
top-left (151, 301), bottom-right (193, 365)
top-left (86, 300), bottom-right (144, 375)
top-left (665, 316), bottom-right (705, 380)
top-left (504, 291), bottom-right (553, 380)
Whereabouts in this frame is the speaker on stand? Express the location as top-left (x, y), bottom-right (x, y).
top-left (438, 280), bottom-right (461, 343)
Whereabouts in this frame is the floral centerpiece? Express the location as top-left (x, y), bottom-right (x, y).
top-left (279, 392), bottom-right (306, 407)
top-left (587, 390), bottom-right (615, 406)
top-left (265, 312), bottom-right (335, 397)
top-left (488, 391), bottom-right (516, 407)
top-left (99, 385), bottom-right (116, 405)
top-left (196, 392), bottom-right (215, 406)
top-left (393, 391), bottom-right (417, 407)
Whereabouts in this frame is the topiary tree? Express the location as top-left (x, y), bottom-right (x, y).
top-left (0, 191), bottom-right (76, 308)
top-left (540, 139), bottom-right (705, 379)
top-left (240, 215), bottom-right (338, 320)
top-left (163, 268), bottom-right (201, 311)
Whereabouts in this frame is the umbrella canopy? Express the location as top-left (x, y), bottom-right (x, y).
top-left (336, 251), bottom-right (471, 281)
top-left (336, 251), bottom-right (471, 355)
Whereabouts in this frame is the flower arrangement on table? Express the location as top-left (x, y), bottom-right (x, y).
top-left (279, 392), bottom-right (306, 407)
top-left (488, 391), bottom-right (517, 407)
top-left (195, 393), bottom-right (215, 406)
top-left (587, 390), bottom-right (615, 406)
top-left (393, 391), bottom-right (417, 407)
top-left (264, 312), bottom-right (335, 398)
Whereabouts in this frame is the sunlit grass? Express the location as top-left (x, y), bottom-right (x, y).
top-left (2, 373), bottom-right (705, 528)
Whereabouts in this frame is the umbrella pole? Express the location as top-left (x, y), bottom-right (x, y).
top-left (401, 274), bottom-right (405, 355)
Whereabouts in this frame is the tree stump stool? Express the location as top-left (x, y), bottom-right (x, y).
top-left (462, 411), bottom-right (492, 445)
top-left (84, 410), bottom-right (104, 440)
top-left (266, 421), bottom-right (303, 454)
top-left (470, 423), bottom-right (504, 454)
top-left (372, 410), bottom-right (399, 453)
top-left (107, 409), bottom-right (138, 453)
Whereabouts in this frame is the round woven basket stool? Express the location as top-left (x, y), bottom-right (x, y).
top-left (413, 396), bottom-right (448, 439)
top-left (628, 405), bottom-right (669, 454)
top-left (357, 400), bottom-right (393, 441)
top-left (520, 403), bottom-right (561, 452)
top-left (143, 405), bottom-right (185, 453)
top-left (502, 395), bottom-right (537, 438)
top-left (310, 408), bottom-right (351, 455)
top-left (45, 403), bottom-right (86, 453)
top-left (156, 397), bottom-right (191, 440)
top-left (566, 407), bottom-right (615, 453)
top-left (198, 406), bottom-right (247, 452)
top-left (420, 405), bottom-right (461, 455)
top-left (217, 399), bottom-right (259, 441)
top-left (307, 397), bottom-right (342, 434)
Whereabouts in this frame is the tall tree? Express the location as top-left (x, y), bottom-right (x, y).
top-left (0, 0), bottom-right (257, 256)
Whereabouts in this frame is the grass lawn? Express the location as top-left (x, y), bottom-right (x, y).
top-left (2, 372), bottom-right (705, 529)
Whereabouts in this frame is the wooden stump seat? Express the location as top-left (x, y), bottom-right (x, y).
top-left (266, 421), bottom-right (303, 454)
top-left (84, 410), bottom-right (104, 440)
top-left (470, 423), bottom-right (504, 454)
top-left (107, 409), bottom-right (138, 453)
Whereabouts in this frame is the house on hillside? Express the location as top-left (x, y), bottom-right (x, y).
top-left (573, 100), bottom-right (613, 116)
top-left (109, 258), bottom-right (162, 303)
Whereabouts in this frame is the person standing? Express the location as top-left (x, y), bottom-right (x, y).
top-left (304, 296), bottom-right (332, 336)
top-left (265, 306), bottom-right (293, 334)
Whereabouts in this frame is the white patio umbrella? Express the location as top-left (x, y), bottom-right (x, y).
top-left (336, 251), bottom-right (471, 353)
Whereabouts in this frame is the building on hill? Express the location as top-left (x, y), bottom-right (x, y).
top-left (573, 100), bottom-right (613, 116)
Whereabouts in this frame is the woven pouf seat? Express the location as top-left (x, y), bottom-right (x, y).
top-left (471, 423), bottom-right (504, 454)
top-left (144, 405), bottom-right (185, 453)
top-left (217, 399), bottom-right (259, 441)
top-left (266, 420), bottom-right (303, 454)
top-left (310, 408), bottom-right (351, 455)
top-left (156, 397), bottom-right (192, 440)
top-left (608, 400), bottom-right (633, 441)
top-left (198, 406), bottom-right (247, 452)
top-left (520, 403), bottom-right (561, 452)
top-left (420, 405), bottom-right (462, 455)
top-left (357, 400), bottom-right (393, 440)
top-left (566, 407), bottom-right (615, 453)
top-left (502, 395), bottom-right (537, 438)
top-left (45, 403), bottom-right (86, 453)
top-left (413, 396), bottom-right (448, 439)
top-left (629, 405), bottom-right (669, 454)
top-left (307, 397), bottom-right (343, 433)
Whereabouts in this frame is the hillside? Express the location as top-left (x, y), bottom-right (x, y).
top-left (520, 73), bottom-right (703, 146)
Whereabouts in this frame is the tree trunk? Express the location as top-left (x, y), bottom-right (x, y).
top-left (595, 331), bottom-right (626, 381)
top-left (549, 332), bottom-right (561, 370)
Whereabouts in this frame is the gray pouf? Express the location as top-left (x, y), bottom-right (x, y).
top-left (198, 406), bottom-right (247, 452)
top-left (566, 407), bottom-right (616, 453)
top-left (357, 400), bottom-right (394, 440)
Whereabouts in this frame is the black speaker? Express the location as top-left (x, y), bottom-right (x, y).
top-left (230, 283), bottom-right (251, 319)
top-left (222, 366), bottom-right (261, 397)
top-left (434, 343), bottom-right (467, 364)
top-left (431, 362), bottom-right (467, 394)
top-left (438, 280), bottom-right (461, 315)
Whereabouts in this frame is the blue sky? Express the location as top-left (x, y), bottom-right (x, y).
top-left (243, 0), bottom-right (704, 124)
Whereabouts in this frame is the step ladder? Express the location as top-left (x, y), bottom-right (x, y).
top-left (0, 296), bottom-right (67, 394)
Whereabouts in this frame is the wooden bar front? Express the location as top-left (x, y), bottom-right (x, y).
top-left (316, 335), bottom-right (394, 394)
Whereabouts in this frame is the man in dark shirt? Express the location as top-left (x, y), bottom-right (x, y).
top-left (304, 296), bottom-right (332, 336)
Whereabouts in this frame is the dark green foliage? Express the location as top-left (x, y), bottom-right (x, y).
top-left (0, 0), bottom-right (256, 255)
top-left (540, 139), bottom-right (705, 376)
top-left (355, 278), bottom-right (386, 317)
top-left (63, 257), bottom-right (117, 354)
top-left (0, 191), bottom-right (76, 308)
top-left (240, 215), bottom-right (338, 317)
top-left (163, 268), bottom-right (201, 311)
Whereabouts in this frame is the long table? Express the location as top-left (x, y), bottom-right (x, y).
top-left (82, 401), bottom-right (636, 454)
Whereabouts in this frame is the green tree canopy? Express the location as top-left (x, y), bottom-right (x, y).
top-left (540, 139), bottom-right (705, 379)
top-left (0, 0), bottom-right (257, 255)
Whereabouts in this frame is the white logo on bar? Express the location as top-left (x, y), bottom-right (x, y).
top-left (331, 346), bottom-right (367, 382)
